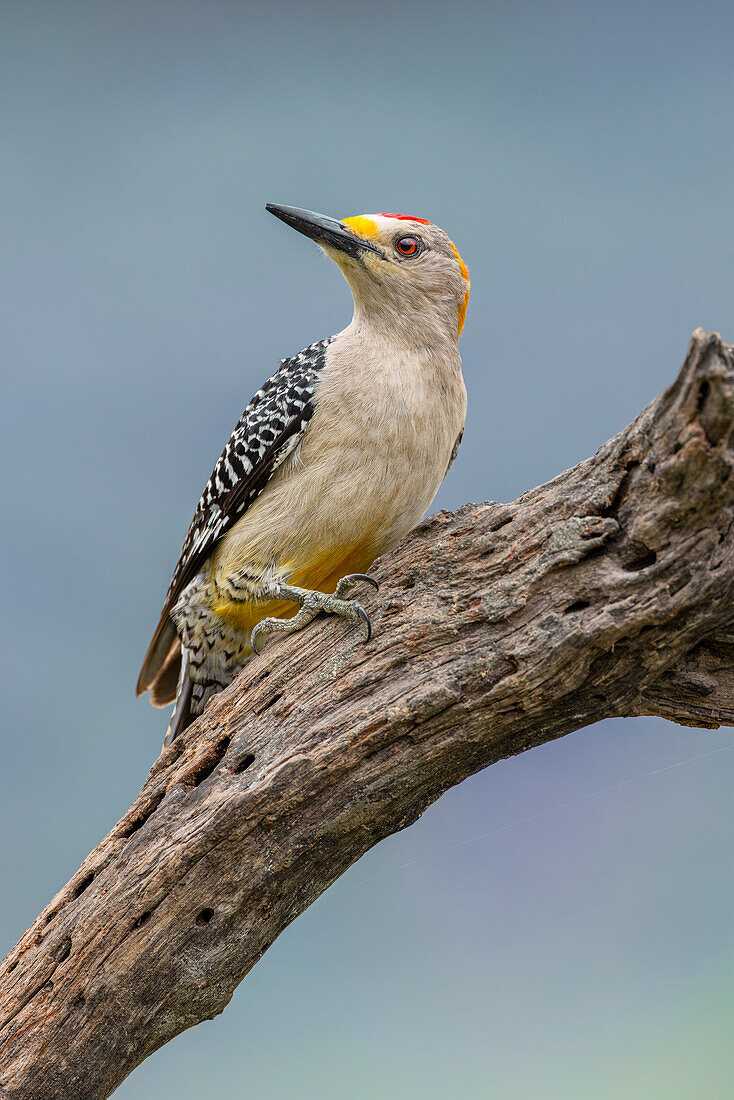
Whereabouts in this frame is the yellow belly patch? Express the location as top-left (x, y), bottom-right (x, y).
top-left (213, 543), bottom-right (377, 633)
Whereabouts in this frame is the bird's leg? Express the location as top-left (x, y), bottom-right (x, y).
top-left (249, 574), bottom-right (379, 654)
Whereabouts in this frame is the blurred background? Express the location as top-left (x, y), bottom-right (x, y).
top-left (2, 1), bottom-right (734, 1096)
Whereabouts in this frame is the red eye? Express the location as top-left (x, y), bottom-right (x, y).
top-left (396, 235), bottom-right (420, 256)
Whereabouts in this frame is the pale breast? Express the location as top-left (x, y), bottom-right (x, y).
top-left (214, 330), bottom-right (466, 578)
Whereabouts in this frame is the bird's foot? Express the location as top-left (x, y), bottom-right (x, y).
top-left (250, 575), bottom-right (378, 654)
top-left (250, 603), bottom-right (320, 654)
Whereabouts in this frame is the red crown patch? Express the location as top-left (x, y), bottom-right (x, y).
top-left (377, 213), bottom-right (432, 225)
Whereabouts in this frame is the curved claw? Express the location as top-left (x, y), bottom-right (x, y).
top-left (355, 603), bottom-right (372, 643)
top-left (348, 572), bottom-right (380, 591)
top-left (334, 572), bottom-right (380, 599)
top-left (250, 623), bottom-right (268, 654)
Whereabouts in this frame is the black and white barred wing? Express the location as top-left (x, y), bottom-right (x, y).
top-left (137, 337), bottom-right (332, 696)
top-left (165, 337), bottom-right (333, 607)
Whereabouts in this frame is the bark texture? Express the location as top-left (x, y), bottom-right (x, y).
top-left (2, 329), bottom-right (734, 1100)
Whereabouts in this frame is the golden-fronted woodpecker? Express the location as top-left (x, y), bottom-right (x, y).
top-left (137, 205), bottom-right (470, 745)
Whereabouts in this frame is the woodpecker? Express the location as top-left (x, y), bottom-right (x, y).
top-left (137, 205), bottom-right (470, 745)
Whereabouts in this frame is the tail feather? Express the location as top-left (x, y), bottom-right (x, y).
top-left (137, 612), bottom-right (177, 697)
top-left (150, 639), bottom-right (182, 707)
top-left (163, 648), bottom-right (195, 748)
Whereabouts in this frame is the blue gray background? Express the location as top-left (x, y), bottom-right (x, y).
top-left (2, 2), bottom-right (734, 1096)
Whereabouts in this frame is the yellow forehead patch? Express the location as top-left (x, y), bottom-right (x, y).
top-left (342, 215), bottom-right (379, 239)
top-left (449, 242), bottom-right (470, 336)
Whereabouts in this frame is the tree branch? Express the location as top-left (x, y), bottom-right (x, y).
top-left (2, 329), bottom-right (734, 1100)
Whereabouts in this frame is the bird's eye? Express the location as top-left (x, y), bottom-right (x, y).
top-left (395, 235), bottom-right (422, 256)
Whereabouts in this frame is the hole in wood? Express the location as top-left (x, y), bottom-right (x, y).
top-left (73, 871), bottom-right (95, 898)
top-left (195, 907), bottom-right (215, 926)
top-left (697, 379), bottom-right (710, 411)
top-left (259, 691), bottom-right (283, 715)
top-left (601, 461), bottom-right (640, 518)
top-left (232, 754), bottom-right (255, 775)
top-left (669, 571), bottom-right (692, 596)
top-left (132, 910), bottom-right (152, 930)
top-left (564, 599), bottom-right (590, 613)
top-left (56, 936), bottom-right (72, 963)
top-left (489, 512), bottom-right (513, 531)
top-left (188, 736), bottom-right (232, 787)
top-left (120, 790), bottom-right (165, 838)
top-left (620, 543), bottom-right (657, 571)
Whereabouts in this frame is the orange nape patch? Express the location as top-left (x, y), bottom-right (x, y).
top-left (213, 544), bottom-right (378, 635)
top-left (342, 215), bottom-right (379, 240)
top-left (449, 242), bottom-right (470, 336)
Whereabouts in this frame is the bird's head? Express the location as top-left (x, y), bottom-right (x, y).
top-left (266, 204), bottom-right (470, 344)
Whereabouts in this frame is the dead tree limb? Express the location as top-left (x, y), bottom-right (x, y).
top-left (2, 329), bottom-right (734, 1100)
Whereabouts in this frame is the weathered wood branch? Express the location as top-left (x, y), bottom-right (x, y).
top-left (2, 329), bottom-right (734, 1100)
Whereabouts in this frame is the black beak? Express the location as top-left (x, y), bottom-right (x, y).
top-left (266, 203), bottom-right (381, 259)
